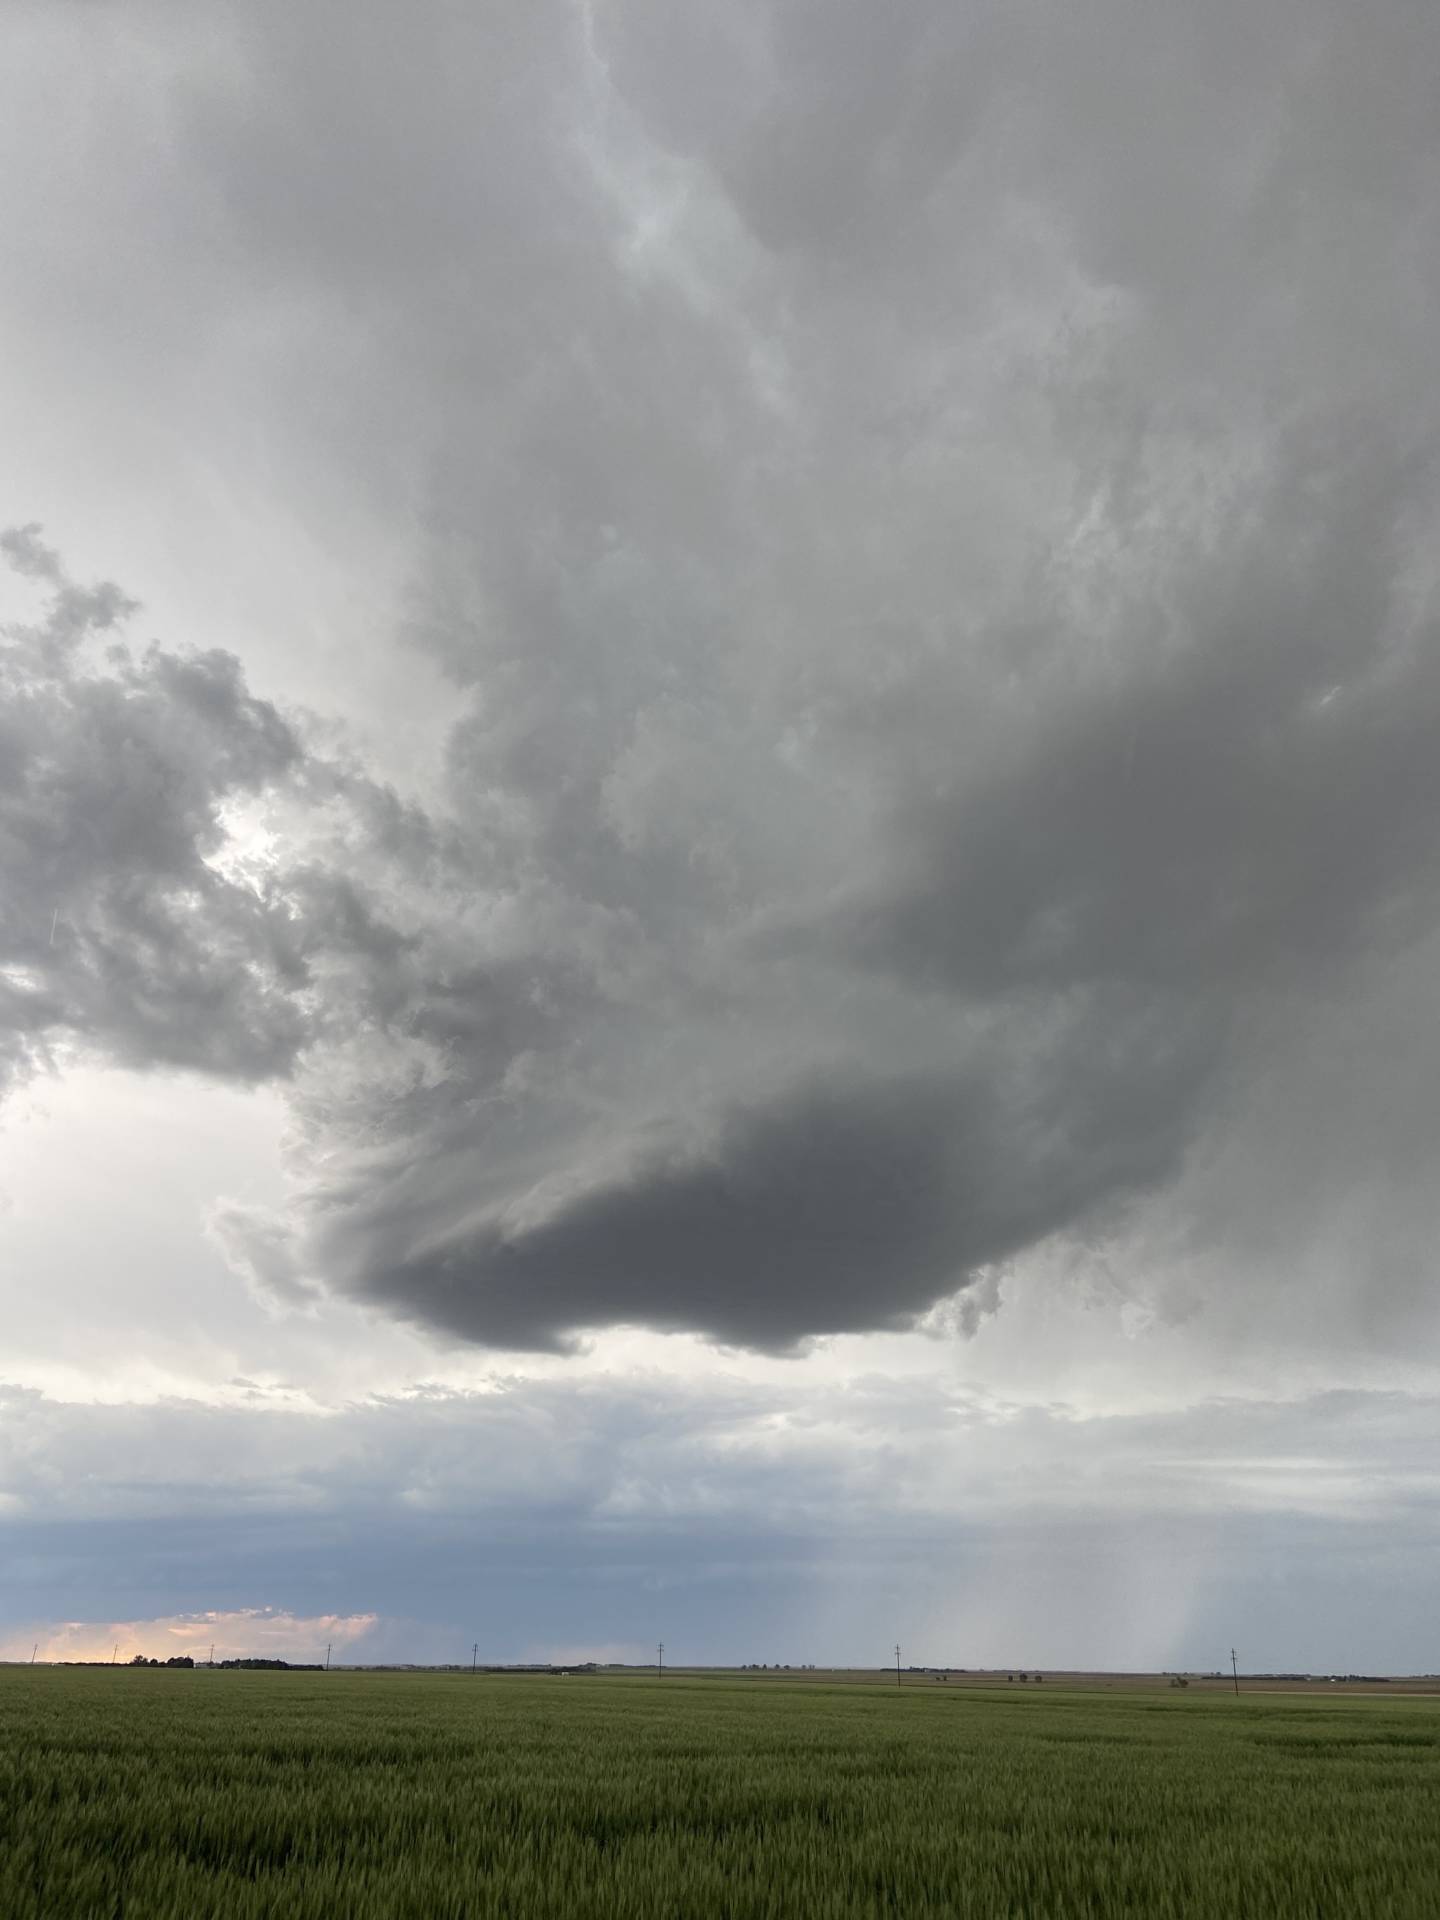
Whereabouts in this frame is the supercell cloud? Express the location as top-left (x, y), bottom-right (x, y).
top-left (3, 0), bottom-right (1440, 1356)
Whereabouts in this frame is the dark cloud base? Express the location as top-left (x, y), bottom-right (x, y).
top-left (340, 1014), bottom-right (1217, 1351)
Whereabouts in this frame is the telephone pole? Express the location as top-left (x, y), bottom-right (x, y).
top-left (1231, 1648), bottom-right (1240, 1697)
top-left (472, 1643), bottom-right (478, 1675)
top-left (895, 1644), bottom-right (902, 1688)
top-left (658, 1641), bottom-right (664, 1679)
top-left (325, 1642), bottom-right (332, 1672)
top-left (209, 1644), bottom-right (214, 1668)
top-left (31, 1644), bottom-right (37, 1665)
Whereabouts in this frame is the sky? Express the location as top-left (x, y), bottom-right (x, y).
top-left (2, 0), bottom-right (1439, 1673)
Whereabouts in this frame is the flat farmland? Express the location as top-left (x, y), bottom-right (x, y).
top-left (3, 1668), bottom-right (1438, 1917)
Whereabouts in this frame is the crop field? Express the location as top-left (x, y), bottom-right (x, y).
top-left (2, 1669), bottom-right (1438, 1918)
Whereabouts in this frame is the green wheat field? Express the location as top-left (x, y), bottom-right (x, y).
top-left (3, 1668), bottom-right (1438, 1917)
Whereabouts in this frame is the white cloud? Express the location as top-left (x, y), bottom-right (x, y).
top-left (2, 1607), bottom-right (377, 1666)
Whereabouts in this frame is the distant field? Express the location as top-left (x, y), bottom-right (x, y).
top-left (662, 1665), bottom-right (1440, 1696)
top-left (3, 1669), bottom-right (1438, 1917)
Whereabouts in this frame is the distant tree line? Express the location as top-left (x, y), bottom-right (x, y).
top-left (215, 1658), bottom-right (323, 1670)
top-left (121, 1655), bottom-right (325, 1670)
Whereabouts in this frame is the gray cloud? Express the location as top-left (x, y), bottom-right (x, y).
top-left (5, 1375), bottom-right (1439, 1668)
top-left (5, 0), bottom-right (1440, 1357)
top-left (0, 539), bottom-right (308, 1093)
top-left (313, 1007), bottom-right (1213, 1352)
top-left (0, 540), bottom-right (459, 1102)
top-left (849, 426), bottom-right (1440, 998)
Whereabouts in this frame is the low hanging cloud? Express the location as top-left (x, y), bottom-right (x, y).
top-left (298, 1007), bottom-right (1217, 1352)
top-left (4, 0), bottom-right (1440, 1356)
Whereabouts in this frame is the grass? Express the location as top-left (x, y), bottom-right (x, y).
top-left (2, 1667), bottom-right (1438, 1916)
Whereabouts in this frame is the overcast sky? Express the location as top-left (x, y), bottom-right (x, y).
top-left (3, 0), bottom-right (1439, 1672)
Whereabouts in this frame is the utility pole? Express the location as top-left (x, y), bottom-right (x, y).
top-left (895, 1644), bottom-right (902, 1688)
top-left (31, 1644), bottom-right (37, 1665)
top-left (658, 1641), bottom-right (664, 1679)
top-left (111, 1644), bottom-right (118, 1666)
top-left (472, 1643), bottom-right (478, 1675)
top-left (325, 1642), bottom-right (332, 1672)
top-left (1231, 1648), bottom-right (1240, 1697)
top-left (209, 1644), bottom-right (214, 1668)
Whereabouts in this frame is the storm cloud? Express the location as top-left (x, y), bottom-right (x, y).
top-left (4, 0), bottom-right (1440, 1357)
top-left (313, 1021), bottom-right (1212, 1351)
top-left (0, 528), bottom-right (307, 1093)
